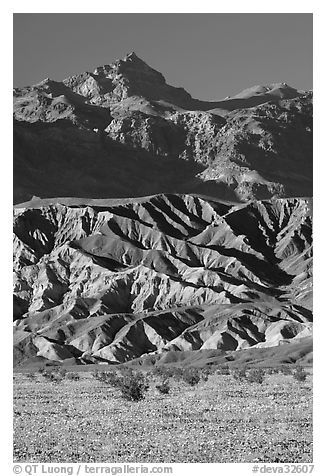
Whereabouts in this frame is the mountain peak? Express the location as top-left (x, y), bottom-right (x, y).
top-left (124, 51), bottom-right (142, 62)
top-left (93, 52), bottom-right (165, 81)
top-left (231, 82), bottom-right (300, 100)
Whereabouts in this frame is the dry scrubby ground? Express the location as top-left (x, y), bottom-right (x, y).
top-left (13, 367), bottom-right (312, 463)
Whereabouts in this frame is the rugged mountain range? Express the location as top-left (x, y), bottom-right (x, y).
top-left (13, 53), bottom-right (313, 367)
top-left (14, 52), bottom-right (312, 204)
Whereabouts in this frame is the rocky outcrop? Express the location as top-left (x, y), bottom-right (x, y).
top-left (13, 194), bottom-right (312, 366)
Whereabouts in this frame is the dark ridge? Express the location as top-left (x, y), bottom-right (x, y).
top-left (69, 241), bottom-right (129, 272)
top-left (224, 206), bottom-right (280, 262)
top-left (14, 208), bottom-right (57, 257)
top-left (149, 195), bottom-right (206, 236)
top-left (165, 194), bottom-right (210, 224)
top-left (100, 219), bottom-right (148, 250)
top-left (141, 201), bottom-right (188, 239)
top-left (227, 316), bottom-right (266, 345)
top-left (210, 244), bottom-right (293, 286)
top-left (106, 204), bottom-right (154, 227)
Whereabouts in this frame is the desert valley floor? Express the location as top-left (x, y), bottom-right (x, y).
top-left (13, 51), bottom-right (313, 464)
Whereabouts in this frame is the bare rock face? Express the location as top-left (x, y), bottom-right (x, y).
top-left (13, 194), bottom-right (312, 366)
top-left (13, 53), bottom-right (312, 204)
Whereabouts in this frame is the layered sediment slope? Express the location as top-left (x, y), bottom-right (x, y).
top-left (13, 194), bottom-right (312, 366)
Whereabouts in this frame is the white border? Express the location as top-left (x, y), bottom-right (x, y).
top-left (3, 3), bottom-right (324, 474)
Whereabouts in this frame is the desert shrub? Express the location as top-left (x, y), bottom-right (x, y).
top-left (103, 371), bottom-right (122, 387)
top-left (116, 370), bottom-right (149, 401)
top-left (232, 367), bottom-right (247, 381)
top-left (153, 366), bottom-right (167, 377)
top-left (66, 372), bottom-right (80, 381)
top-left (246, 368), bottom-right (265, 384)
top-left (280, 365), bottom-right (293, 375)
top-left (51, 375), bottom-right (64, 384)
top-left (181, 368), bottom-right (201, 386)
top-left (171, 367), bottom-right (184, 381)
top-left (151, 367), bottom-right (165, 379)
top-left (41, 369), bottom-right (53, 380)
top-left (91, 369), bottom-right (101, 380)
top-left (41, 369), bottom-right (64, 384)
top-left (25, 372), bottom-right (36, 380)
top-left (92, 369), bottom-right (127, 387)
top-left (293, 365), bottom-right (308, 382)
top-left (217, 365), bottom-right (230, 375)
top-left (92, 370), bottom-right (111, 382)
top-left (50, 371), bottom-right (65, 384)
top-left (152, 367), bottom-right (183, 381)
top-left (265, 367), bottom-right (279, 375)
top-left (199, 367), bottom-right (214, 382)
top-left (156, 378), bottom-right (171, 395)
top-left (58, 368), bottom-right (67, 379)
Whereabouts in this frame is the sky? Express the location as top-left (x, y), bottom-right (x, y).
top-left (14, 12), bottom-right (312, 102)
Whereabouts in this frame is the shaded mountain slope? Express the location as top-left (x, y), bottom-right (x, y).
top-left (13, 194), bottom-right (312, 366)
